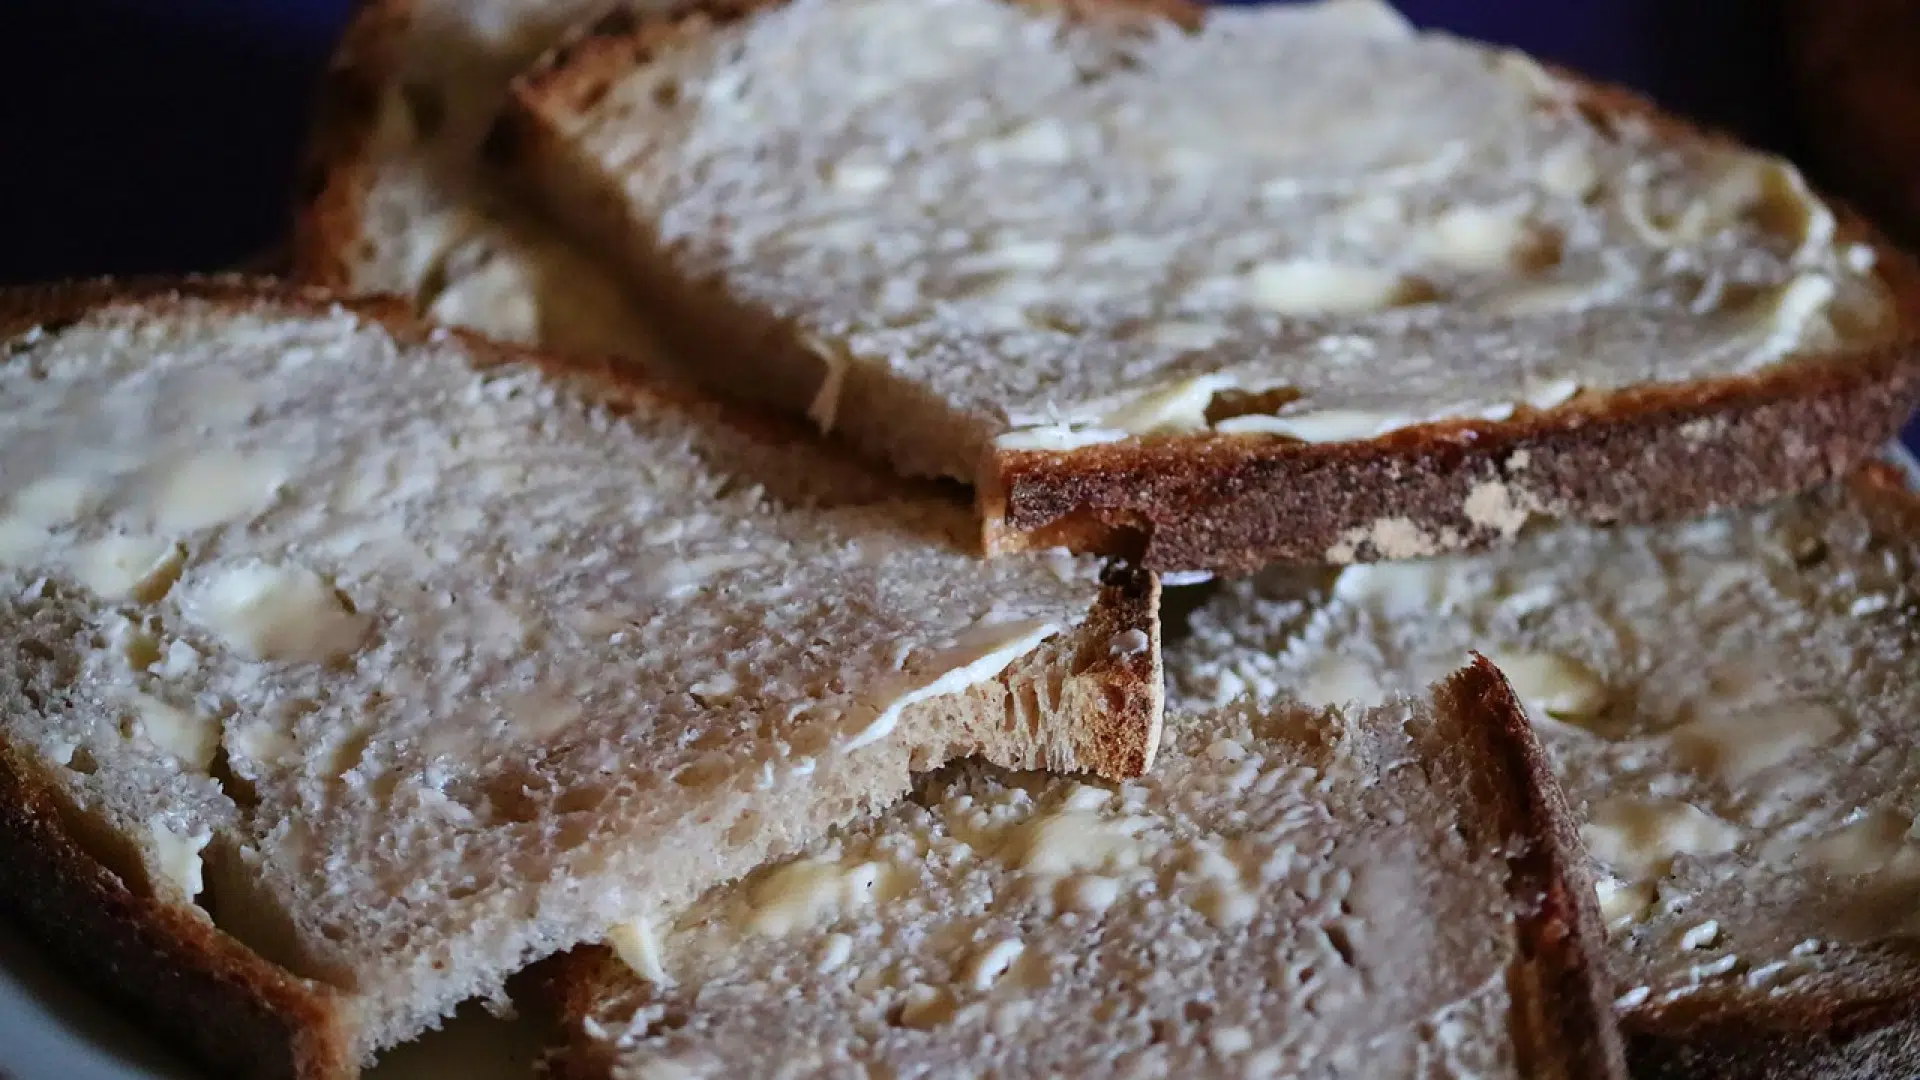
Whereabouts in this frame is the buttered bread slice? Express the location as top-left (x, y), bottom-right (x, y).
top-left (494, 0), bottom-right (1920, 573)
top-left (1180, 464), bottom-right (1920, 1077)
top-left (542, 660), bottom-right (1624, 1080)
top-left (0, 281), bottom-right (1159, 1079)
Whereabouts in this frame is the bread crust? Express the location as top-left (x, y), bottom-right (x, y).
top-left (288, 0), bottom-right (411, 289)
top-left (499, 9), bottom-right (1920, 575)
top-left (0, 733), bottom-right (355, 1080)
top-left (1440, 657), bottom-right (1629, 1080)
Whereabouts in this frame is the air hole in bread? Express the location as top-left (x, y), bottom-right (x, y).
top-left (1327, 923), bottom-right (1358, 967)
top-left (1183, 1000), bottom-right (1215, 1026)
top-left (118, 628), bottom-right (163, 672)
top-left (1790, 535), bottom-right (1828, 568)
top-left (1513, 225), bottom-right (1567, 275)
top-left (1328, 922), bottom-right (1359, 960)
top-left (573, 79), bottom-right (612, 113)
top-left (478, 776), bottom-right (542, 824)
top-left (671, 755), bottom-right (732, 790)
top-left (641, 1006), bottom-right (691, 1039)
top-left (412, 252), bottom-right (456, 319)
top-left (1025, 309), bottom-right (1085, 335)
top-left (555, 816), bottom-right (593, 851)
top-left (208, 744), bottom-right (259, 809)
top-left (400, 81), bottom-right (445, 141)
top-left (1203, 387), bottom-right (1306, 427)
top-left (651, 80), bottom-right (680, 107)
top-left (555, 784), bottom-right (608, 816)
top-left (725, 811), bottom-right (763, 848)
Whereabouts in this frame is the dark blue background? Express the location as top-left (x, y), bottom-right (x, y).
top-left (0, 0), bottom-right (1798, 283)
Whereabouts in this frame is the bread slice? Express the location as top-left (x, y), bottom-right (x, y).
top-left (491, 0), bottom-right (1920, 575)
top-left (293, 0), bottom-right (672, 363)
top-left (536, 658), bottom-right (1625, 1080)
top-left (1179, 464), bottom-right (1920, 1078)
top-left (0, 279), bottom-right (1160, 1079)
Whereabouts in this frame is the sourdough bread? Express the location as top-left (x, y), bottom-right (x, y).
top-left (1179, 465), bottom-right (1920, 1078)
top-left (542, 659), bottom-right (1625, 1080)
top-left (494, 0), bottom-right (1920, 573)
top-left (0, 280), bottom-right (1159, 1078)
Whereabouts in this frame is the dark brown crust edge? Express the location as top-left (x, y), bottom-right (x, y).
top-left (1617, 462), bottom-right (1920, 1080)
top-left (1438, 657), bottom-right (1629, 1080)
top-left (502, 9), bottom-right (1920, 576)
top-left (0, 734), bottom-right (354, 1080)
top-left (980, 76), bottom-right (1920, 575)
top-left (1059, 563), bottom-right (1163, 779)
top-left (288, 0), bottom-right (410, 289)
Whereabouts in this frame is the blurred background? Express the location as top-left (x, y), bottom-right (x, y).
top-left (0, 0), bottom-right (1805, 282)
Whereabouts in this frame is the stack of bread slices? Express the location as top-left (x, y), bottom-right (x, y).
top-left (5, 2), bottom-right (1919, 1078)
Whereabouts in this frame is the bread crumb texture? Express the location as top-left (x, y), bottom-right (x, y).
top-left (0, 297), bottom-right (1119, 1056)
top-left (580, 692), bottom-right (1528, 1078)
top-left (1179, 477), bottom-right (1920, 1025)
top-left (521, 0), bottom-right (1893, 475)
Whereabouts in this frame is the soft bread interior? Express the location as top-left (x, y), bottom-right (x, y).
top-left (500, 0), bottom-right (1898, 485)
top-left (547, 663), bottom-right (1619, 1079)
top-left (0, 291), bottom-right (1158, 1062)
top-left (1178, 470), bottom-right (1920, 1031)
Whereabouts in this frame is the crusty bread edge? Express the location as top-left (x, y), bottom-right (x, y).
top-left (0, 730), bottom-right (357, 1080)
top-left (978, 76), bottom-right (1920, 574)
top-left (1437, 656), bottom-right (1629, 1080)
top-left (498, 14), bottom-right (1920, 575)
top-left (288, 0), bottom-right (412, 290)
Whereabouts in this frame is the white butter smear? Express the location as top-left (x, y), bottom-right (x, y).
top-left (841, 618), bottom-right (1057, 751)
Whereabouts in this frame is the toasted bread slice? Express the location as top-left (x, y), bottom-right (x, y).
top-left (491, 0), bottom-right (1920, 574)
top-left (536, 659), bottom-right (1625, 1080)
top-left (0, 279), bottom-right (1159, 1079)
top-left (1179, 465), bottom-right (1920, 1078)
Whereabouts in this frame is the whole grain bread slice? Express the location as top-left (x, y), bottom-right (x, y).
top-left (1179, 463), bottom-right (1920, 1079)
top-left (533, 658), bottom-right (1626, 1080)
top-left (0, 278), bottom-right (1159, 1079)
top-left (492, 0), bottom-right (1920, 574)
